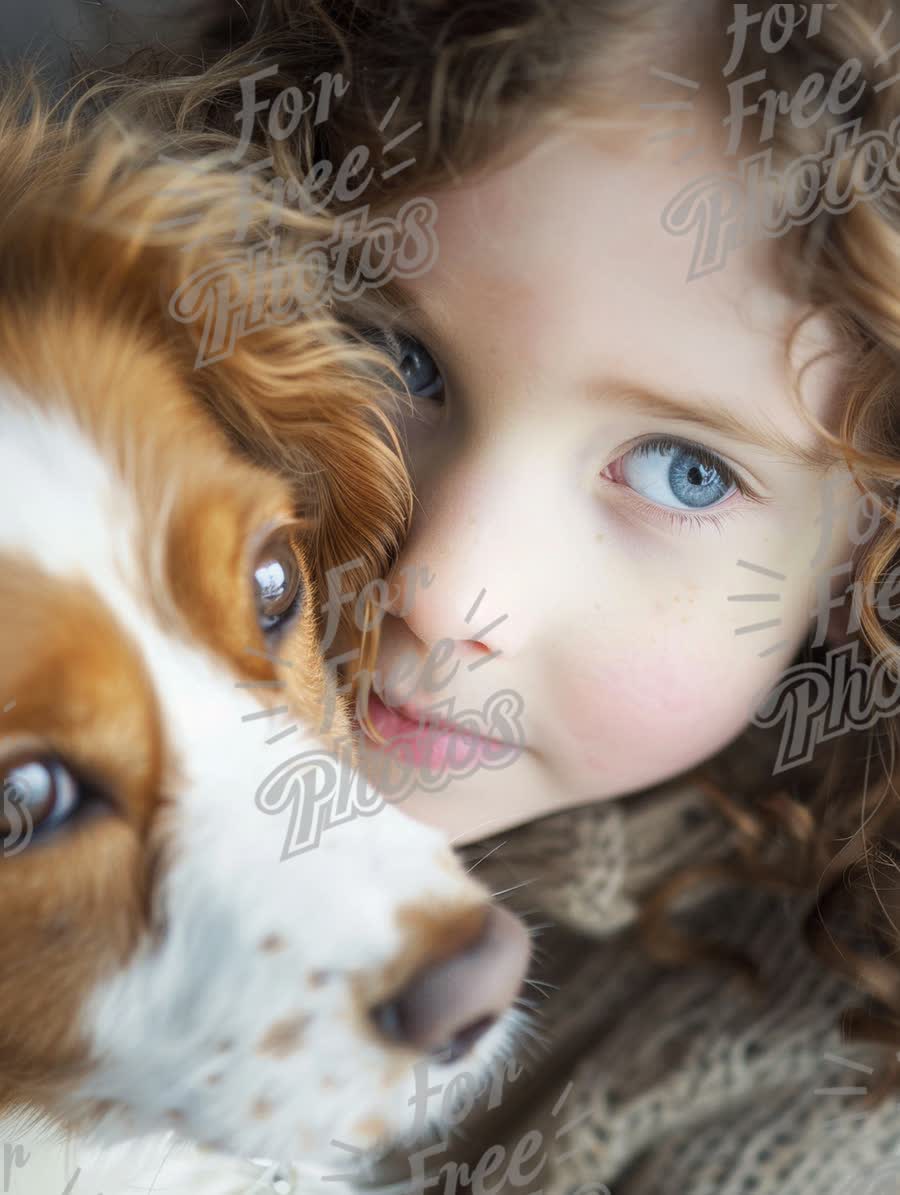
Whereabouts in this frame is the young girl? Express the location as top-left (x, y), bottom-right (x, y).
top-left (98, 0), bottom-right (900, 1190)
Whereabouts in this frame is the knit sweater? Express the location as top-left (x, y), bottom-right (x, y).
top-left (339, 777), bottom-right (900, 1195)
top-left (8, 776), bottom-right (900, 1195)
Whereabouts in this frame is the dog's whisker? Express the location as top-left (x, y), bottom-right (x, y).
top-left (525, 932), bottom-right (550, 953)
top-left (512, 997), bottom-right (544, 1018)
top-left (515, 997), bottom-right (547, 1021)
top-left (519, 1024), bottom-right (551, 1053)
top-left (524, 1045), bottom-right (553, 1069)
top-left (491, 877), bottom-right (537, 898)
top-left (463, 839), bottom-right (508, 872)
top-left (524, 977), bottom-right (560, 993)
top-left (511, 996), bottom-right (546, 1023)
top-left (144, 1136), bottom-right (179, 1194)
top-left (516, 1018), bottom-right (552, 1046)
top-left (513, 1022), bottom-right (553, 1055)
top-left (516, 1041), bottom-right (547, 1069)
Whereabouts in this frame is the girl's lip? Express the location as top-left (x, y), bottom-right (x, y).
top-left (355, 691), bottom-right (520, 773)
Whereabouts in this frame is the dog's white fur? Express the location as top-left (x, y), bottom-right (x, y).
top-left (0, 84), bottom-right (528, 1195)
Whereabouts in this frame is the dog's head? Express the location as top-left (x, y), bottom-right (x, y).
top-left (0, 77), bottom-right (531, 1166)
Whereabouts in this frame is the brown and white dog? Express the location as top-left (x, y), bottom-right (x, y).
top-left (0, 77), bottom-right (531, 1191)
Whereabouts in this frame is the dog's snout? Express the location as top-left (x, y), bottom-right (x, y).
top-left (370, 905), bottom-right (530, 1064)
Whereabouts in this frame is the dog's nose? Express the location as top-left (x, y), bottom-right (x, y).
top-left (370, 905), bottom-right (530, 1063)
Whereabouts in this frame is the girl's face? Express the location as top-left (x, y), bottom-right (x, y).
top-left (354, 124), bottom-right (858, 845)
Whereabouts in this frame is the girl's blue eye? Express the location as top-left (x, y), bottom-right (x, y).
top-left (367, 328), bottom-right (445, 402)
top-left (353, 325), bottom-right (446, 402)
top-left (618, 436), bottom-right (739, 511)
top-left (391, 331), bottom-right (445, 402)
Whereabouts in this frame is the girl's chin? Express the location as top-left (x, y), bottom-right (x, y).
top-left (353, 737), bottom-right (568, 845)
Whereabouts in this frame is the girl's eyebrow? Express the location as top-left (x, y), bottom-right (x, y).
top-left (390, 283), bottom-right (838, 472)
top-left (587, 378), bottom-right (835, 470)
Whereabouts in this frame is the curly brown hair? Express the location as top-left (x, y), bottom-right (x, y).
top-left (83, 0), bottom-right (900, 1105)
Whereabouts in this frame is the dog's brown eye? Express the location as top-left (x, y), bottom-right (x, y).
top-left (253, 532), bottom-right (304, 634)
top-left (0, 758), bottom-right (78, 853)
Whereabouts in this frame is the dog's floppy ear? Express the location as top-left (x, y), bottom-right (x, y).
top-left (0, 71), bottom-right (412, 687)
top-left (180, 286), bottom-right (415, 671)
top-left (152, 157), bottom-right (415, 677)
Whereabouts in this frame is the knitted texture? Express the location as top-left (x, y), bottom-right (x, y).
top-left (355, 779), bottom-right (900, 1195)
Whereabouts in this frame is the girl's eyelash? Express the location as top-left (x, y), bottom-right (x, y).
top-left (644, 504), bottom-right (734, 535)
top-left (608, 433), bottom-right (766, 533)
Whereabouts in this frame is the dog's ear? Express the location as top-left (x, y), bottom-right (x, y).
top-left (154, 171), bottom-right (414, 675)
top-left (185, 297), bottom-right (414, 667)
top-left (0, 77), bottom-right (411, 681)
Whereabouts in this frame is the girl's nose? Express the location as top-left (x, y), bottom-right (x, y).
top-left (384, 549), bottom-right (513, 662)
top-left (381, 451), bottom-right (557, 658)
top-left (369, 905), bottom-right (530, 1061)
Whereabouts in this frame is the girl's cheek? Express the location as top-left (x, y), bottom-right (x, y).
top-left (546, 512), bottom-right (826, 789)
top-left (554, 619), bottom-right (791, 784)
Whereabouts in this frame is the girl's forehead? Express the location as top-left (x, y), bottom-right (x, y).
top-left (426, 123), bottom-right (767, 298)
top-left (411, 128), bottom-right (846, 453)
